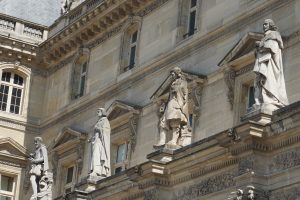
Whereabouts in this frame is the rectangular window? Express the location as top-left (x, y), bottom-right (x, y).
top-left (0, 174), bottom-right (15, 200)
top-left (188, 0), bottom-right (197, 36)
top-left (78, 62), bottom-right (87, 97)
top-left (66, 166), bottom-right (74, 184)
top-left (129, 46), bottom-right (136, 69)
top-left (247, 86), bottom-right (255, 109)
top-left (9, 88), bottom-right (22, 114)
top-left (128, 31), bottom-right (138, 69)
top-left (0, 85), bottom-right (9, 111)
top-left (116, 143), bottom-right (127, 163)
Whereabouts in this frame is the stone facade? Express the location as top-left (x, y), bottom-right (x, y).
top-left (1, 0), bottom-right (300, 199)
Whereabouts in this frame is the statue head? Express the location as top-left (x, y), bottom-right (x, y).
top-left (34, 137), bottom-right (43, 149)
top-left (263, 19), bottom-right (277, 32)
top-left (170, 67), bottom-right (182, 79)
top-left (97, 108), bottom-right (107, 117)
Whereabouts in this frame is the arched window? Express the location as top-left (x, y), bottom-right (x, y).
top-left (120, 20), bottom-right (141, 73)
top-left (71, 48), bottom-right (89, 100)
top-left (0, 71), bottom-right (24, 114)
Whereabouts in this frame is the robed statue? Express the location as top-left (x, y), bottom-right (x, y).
top-left (29, 137), bottom-right (52, 200)
top-left (90, 108), bottom-right (111, 177)
top-left (253, 19), bottom-right (288, 111)
top-left (155, 67), bottom-right (189, 146)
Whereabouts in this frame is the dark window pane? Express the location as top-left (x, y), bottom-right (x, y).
top-left (66, 167), bottom-right (74, 184)
top-left (3, 94), bottom-right (7, 103)
top-left (1, 72), bottom-right (11, 82)
top-left (191, 0), bottom-right (197, 8)
top-left (248, 86), bottom-right (255, 108)
top-left (12, 88), bottom-right (16, 96)
top-left (188, 10), bottom-right (196, 36)
top-left (189, 114), bottom-right (193, 127)
top-left (17, 89), bottom-right (21, 97)
top-left (16, 98), bottom-right (20, 106)
top-left (10, 105), bottom-right (14, 113)
top-left (1, 175), bottom-right (14, 192)
top-left (131, 31), bottom-right (138, 43)
top-left (4, 86), bottom-right (8, 94)
top-left (0, 85), bottom-right (4, 92)
top-left (79, 76), bottom-right (85, 97)
top-left (15, 106), bottom-right (19, 114)
top-left (129, 46), bottom-right (136, 69)
top-left (13, 74), bottom-right (23, 85)
top-left (11, 97), bottom-right (16, 104)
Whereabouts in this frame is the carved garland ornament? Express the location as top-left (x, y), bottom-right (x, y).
top-left (173, 173), bottom-right (235, 199)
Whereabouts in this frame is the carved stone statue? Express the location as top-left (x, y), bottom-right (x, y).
top-left (253, 19), bottom-right (288, 111)
top-left (234, 189), bottom-right (243, 200)
top-left (29, 137), bottom-right (52, 200)
top-left (155, 67), bottom-right (189, 147)
top-left (90, 108), bottom-right (111, 177)
top-left (247, 186), bottom-right (255, 200)
top-left (61, 0), bottom-right (73, 14)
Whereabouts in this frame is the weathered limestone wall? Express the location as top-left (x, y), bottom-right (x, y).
top-left (38, 0), bottom-right (300, 171)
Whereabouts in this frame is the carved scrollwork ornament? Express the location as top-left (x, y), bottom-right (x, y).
top-left (129, 114), bottom-right (139, 152)
top-left (224, 68), bottom-right (235, 110)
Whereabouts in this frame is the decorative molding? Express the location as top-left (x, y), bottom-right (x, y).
top-left (48, 54), bottom-right (76, 75)
top-left (271, 148), bottom-right (300, 172)
top-left (87, 23), bottom-right (125, 49)
top-left (173, 173), bottom-right (236, 199)
top-left (235, 64), bottom-right (253, 76)
top-left (135, 0), bottom-right (170, 17)
top-left (270, 187), bottom-right (300, 200)
top-left (238, 156), bottom-right (254, 175)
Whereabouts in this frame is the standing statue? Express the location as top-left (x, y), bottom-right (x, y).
top-left (253, 19), bottom-right (288, 111)
top-left (29, 137), bottom-right (52, 200)
top-left (61, 0), bottom-right (73, 14)
top-left (89, 108), bottom-right (111, 177)
top-left (155, 67), bottom-right (189, 147)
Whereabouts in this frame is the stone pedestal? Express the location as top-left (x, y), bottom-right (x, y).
top-left (149, 144), bottom-right (181, 162)
top-left (241, 105), bottom-right (273, 125)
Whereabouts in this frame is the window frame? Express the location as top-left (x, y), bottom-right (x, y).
top-left (113, 141), bottom-right (129, 174)
top-left (187, 0), bottom-right (198, 37)
top-left (0, 173), bottom-right (16, 200)
top-left (70, 48), bottom-right (90, 100)
top-left (64, 165), bottom-right (76, 194)
top-left (119, 18), bottom-right (142, 74)
top-left (0, 72), bottom-right (24, 115)
top-left (0, 64), bottom-right (30, 118)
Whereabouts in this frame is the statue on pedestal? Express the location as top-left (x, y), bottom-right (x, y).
top-left (29, 137), bottom-right (52, 200)
top-left (89, 108), bottom-right (111, 177)
top-left (155, 67), bottom-right (189, 147)
top-left (253, 19), bottom-right (288, 111)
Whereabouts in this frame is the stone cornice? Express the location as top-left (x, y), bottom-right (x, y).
top-left (40, 0), bottom-right (167, 67)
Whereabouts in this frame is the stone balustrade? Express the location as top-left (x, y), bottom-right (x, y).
top-left (0, 14), bottom-right (48, 42)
